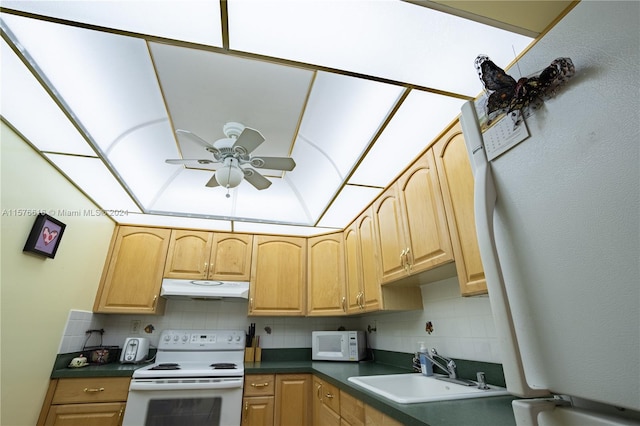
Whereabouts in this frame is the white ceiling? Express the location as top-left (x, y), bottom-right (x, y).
top-left (0, 1), bottom-right (566, 236)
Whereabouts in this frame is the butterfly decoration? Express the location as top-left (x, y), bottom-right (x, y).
top-left (475, 55), bottom-right (575, 125)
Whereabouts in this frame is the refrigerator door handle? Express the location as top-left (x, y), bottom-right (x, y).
top-left (460, 102), bottom-right (549, 398)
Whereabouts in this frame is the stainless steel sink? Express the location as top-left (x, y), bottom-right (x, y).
top-left (347, 373), bottom-right (509, 404)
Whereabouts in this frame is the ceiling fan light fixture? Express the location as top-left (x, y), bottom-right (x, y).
top-left (215, 157), bottom-right (244, 189)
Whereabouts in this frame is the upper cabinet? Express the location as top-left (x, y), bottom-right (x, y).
top-left (164, 230), bottom-right (252, 281)
top-left (249, 235), bottom-right (307, 316)
top-left (307, 233), bottom-right (347, 316)
top-left (344, 208), bottom-right (382, 314)
top-left (433, 122), bottom-right (487, 296)
top-left (94, 226), bottom-right (170, 314)
top-left (374, 150), bottom-right (454, 284)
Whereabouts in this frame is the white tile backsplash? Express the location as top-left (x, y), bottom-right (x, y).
top-left (357, 277), bottom-right (500, 363)
top-left (58, 277), bottom-right (499, 363)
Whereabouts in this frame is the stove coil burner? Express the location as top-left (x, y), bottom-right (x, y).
top-left (210, 363), bottom-right (237, 369)
top-left (150, 363), bottom-right (181, 370)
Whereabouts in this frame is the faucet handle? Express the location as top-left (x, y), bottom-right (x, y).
top-left (476, 372), bottom-right (489, 390)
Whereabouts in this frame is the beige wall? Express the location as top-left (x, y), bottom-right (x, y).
top-left (1, 123), bottom-right (115, 426)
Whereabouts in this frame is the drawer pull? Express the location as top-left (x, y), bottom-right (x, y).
top-left (250, 382), bottom-right (269, 388)
top-left (325, 392), bottom-right (334, 399)
top-left (83, 387), bottom-right (105, 393)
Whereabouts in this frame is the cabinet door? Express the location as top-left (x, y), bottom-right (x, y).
top-left (433, 122), bottom-right (487, 296)
top-left (364, 404), bottom-right (403, 426)
top-left (374, 185), bottom-right (407, 283)
top-left (274, 374), bottom-right (311, 426)
top-left (249, 235), bottom-right (306, 316)
top-left (94, 226), bottom-right (170, 314)
top-left (209, 233), bottom-right (253, 280)
top-left (44, 402), bottom-right (125, 426)
top-left (164, 230), bottom-right (213, 279)
top-left (398, 150), bottom-right (453, 275)
top-left (307, 234), bottom-right (346, 316)
top-left (343, 224), bottom-right (363, 314)
top-left (242, 396), bottom-right (274, 426)
top-left (340, 390), bottom-right (364, 426)
top-left (358, 210), bottom-right (381, 312)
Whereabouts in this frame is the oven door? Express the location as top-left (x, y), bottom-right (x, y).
top-left (122, 377), bottom-right (243, 426)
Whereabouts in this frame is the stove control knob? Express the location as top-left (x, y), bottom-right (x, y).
top-left (227, 335), bottom-right (233, 342)
top-left (173, 335), bottom-right (179, 342)
top-left (164, 334), bottom-right (171, 342)
top-left (182, 335), bottom-right (189, 342)
top-left (235, 335), bottom-right (242, 342)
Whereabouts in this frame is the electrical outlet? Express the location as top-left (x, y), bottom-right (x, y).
top-left (130, 320), bottom-right (141, 334)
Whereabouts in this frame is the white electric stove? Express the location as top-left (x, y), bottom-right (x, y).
top-left (122, 329), bottom-right (245, 426)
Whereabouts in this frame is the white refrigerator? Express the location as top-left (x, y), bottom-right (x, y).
top-left (459, 2), bottom-right (639, 425)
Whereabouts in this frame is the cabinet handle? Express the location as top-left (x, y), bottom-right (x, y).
top-left (316, 384), bottom-right (322, 399)
top-left (342, 297), bottom-right (346, 312)
top-left (325, 392), bottom-right (334, 399)
top-left (243, 401), bottom-right (248, 423)
top-left (83, 387), bottom-right (105, 393)
top-left (118, 406), bottom-right (124, 418)
top-left (250, 382), bottom-right (269, 388)
top-left (204, 262), bottom-right (209, 274)
top-left (359, 292), bottom-right (365, 309)
top-left (249, 297), bottom-right (254, 311)
top-left (152, 295), bottom-right (158, 309)
top-left (406, 247), bottom-right (412, 271)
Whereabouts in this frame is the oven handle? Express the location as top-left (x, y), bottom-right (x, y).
top-left (130, 378), bottom-right (243, 391)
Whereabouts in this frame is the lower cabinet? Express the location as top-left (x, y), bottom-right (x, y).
top-left (38, 377), bottom-right (130, 426)
top-left (313, 377), bottom-right (341, 426)
top-left (243, 374), bottom-right (311, 426)
top-left (313, 376), bottom-right (403, 426)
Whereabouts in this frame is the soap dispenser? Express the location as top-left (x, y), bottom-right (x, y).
top-left (418, 342), bottom-right (433, 376)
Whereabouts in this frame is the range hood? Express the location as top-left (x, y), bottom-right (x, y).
top-left (160, 279), bottom-right (250, 300)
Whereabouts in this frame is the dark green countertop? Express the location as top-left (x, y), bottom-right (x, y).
top-left (245, 360), bottom-right (518, 426)
top-left (51, 352), bottom-right (149, 378)
top-left (51, 350), bottom-right (517, 426)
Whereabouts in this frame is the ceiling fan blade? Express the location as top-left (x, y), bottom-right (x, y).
top-left (242, 167), bottom-right (272, 190)
top-left (165, 159), bottom-right (215, 165)
top-left (205, 175), bottom-right (220, 188)
top-left (250, 156), bottom-right (296, 171)
top-left (176, 129), bottom-right (214, 149)
top-left (233, 128), bottom-right (265, 155)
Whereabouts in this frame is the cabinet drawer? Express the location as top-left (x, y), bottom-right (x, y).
top-left (321, 380), bottom-right (340, 414)
top-left (244, 374), bottom-right (275, 396)
top-left (52, 377), bottom-right (130, 404)
top-left (340, 390), bottom-right (364, 426)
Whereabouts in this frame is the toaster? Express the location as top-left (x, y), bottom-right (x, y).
top-left (120, 337), bottom-right (150, 364)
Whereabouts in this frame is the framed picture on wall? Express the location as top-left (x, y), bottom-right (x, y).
top-left (23, 213), bottom-right (66, 259)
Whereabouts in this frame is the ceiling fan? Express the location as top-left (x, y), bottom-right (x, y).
top-left (165, 122), bottom-right (296, 196)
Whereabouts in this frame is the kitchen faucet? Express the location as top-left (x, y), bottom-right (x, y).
top-left (427, 348), bottom-right (476, 386)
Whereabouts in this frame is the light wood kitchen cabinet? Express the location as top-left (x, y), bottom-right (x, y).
top-left (307, 233), bottom-right (347, 316)
top-left (344, 208), bottom-right (382, 314)
top-left (345, 208), bottom-right (423, 314)
top-left (274, 374), bottom-right (311, 426)
top-left (433, 121), bottom-right (487, 296)
top-left (243, 374), bottom-right (310, 426)
top-left (38, 377), bottom-right (129, 426)
top-left (164, 230), bottom-right (253, 281)
top-left (374, 150), bottom-right (453, 285)
top-left (339, 390), bottom-right (364, 426)
top-left (364, 405), bottom-right (403, 426)
top-left (93, 226), bottom-right (170, 314)
top-left (313, 376), bottom-right (341, 426)
top-left (249, 235), bottom-right (306, 316)
top-left (242, 374), bottom-right (275, 426)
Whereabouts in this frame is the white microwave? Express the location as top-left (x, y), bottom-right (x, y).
top-left (312, 331), bottom-right (366, 362)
